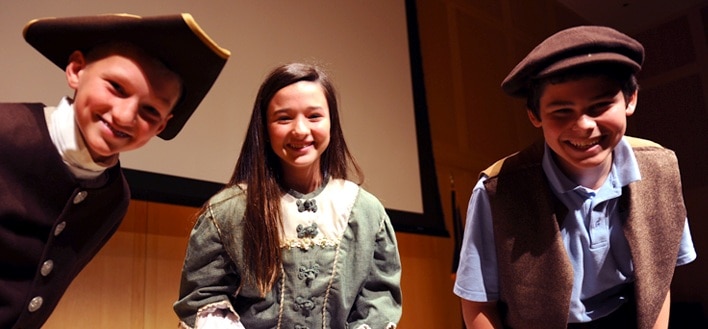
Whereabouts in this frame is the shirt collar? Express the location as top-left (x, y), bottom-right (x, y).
top-left (45, 97), bottom-right (117, 179)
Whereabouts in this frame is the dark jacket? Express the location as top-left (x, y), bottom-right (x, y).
top-left (483, 137), bottom-right (687, 329)
top-left (0, 103), bottom-right (130, 328)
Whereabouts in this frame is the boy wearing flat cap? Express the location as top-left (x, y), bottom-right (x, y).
top-left (0, 13), bottom-right (230, 328)
top-left (453, 26), bottom-right (696, 329)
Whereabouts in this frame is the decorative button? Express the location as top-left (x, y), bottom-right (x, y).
top-left (293, 296), bottom-right (315, 317)
top-left (41, 260), bottom-right (54, 276)
top-left (28, 296), bottom-right (43, 312)
top-left (54, 222), bottom-right (66, 236)
top-left (73, 191), bottom-right (88, 204)
top-left (296, 223), bottom-right (319, 239)
top-left (296, 198), bottom-right (317, 213)
top-left (298, 263), bottom-right (320, 286)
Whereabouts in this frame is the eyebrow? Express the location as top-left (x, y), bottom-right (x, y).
top-left (270, 106), bottom-right (326, 114)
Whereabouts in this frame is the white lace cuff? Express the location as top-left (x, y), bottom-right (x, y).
top-left (184, 301), bottom-right (244, 329)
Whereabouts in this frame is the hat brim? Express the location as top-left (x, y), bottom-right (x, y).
top-left (23, 13), bottom-right (230, 140)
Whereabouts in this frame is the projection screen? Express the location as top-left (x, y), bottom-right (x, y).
top-left (0, 0), bottom-right (446, 236)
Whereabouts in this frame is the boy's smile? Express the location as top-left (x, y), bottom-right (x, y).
top-left (65, 45), bottom-right (181, 164)
top-left (529, 75), bottom-right (637, 186)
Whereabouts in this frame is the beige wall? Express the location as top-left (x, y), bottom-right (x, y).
top-left (42, 0), bottom-right (708, 328)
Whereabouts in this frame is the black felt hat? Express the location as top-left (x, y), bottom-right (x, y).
top-left (23, 13), bottom-right (231, 140)
top-left (501, 25), bottom-right (644, 98)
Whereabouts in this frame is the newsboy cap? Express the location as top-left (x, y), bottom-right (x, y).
top-left (23, 13), bottom-right (231, 140)
top-left (501, 25), bottom-right (644, 98)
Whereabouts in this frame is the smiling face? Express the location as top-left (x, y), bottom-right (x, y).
top-left (529, 75), bottom-right (637, 183)
top-left (267, 80), bottom-right (331, 186)
top-left (66, 44), bottom-right (182, 163)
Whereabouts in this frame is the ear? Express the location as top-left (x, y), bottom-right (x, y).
top-left (625, 90), bottom-right (638, 117)
top-left (65, 50), bottom-right (86, 90)
top-left (527, 109), bottom-right (542, 128)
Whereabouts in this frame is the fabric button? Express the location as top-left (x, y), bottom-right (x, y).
top-left (41, 260), bottom-right (54, 276)
top-left (54, 221), bottom-right (66, 236)
top-left (73, 191), bottom-right (88, 204)
top-left (28, 296), bottom-right (43, 312)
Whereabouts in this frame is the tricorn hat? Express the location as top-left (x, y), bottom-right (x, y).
top-left (501, 25), bottom-right (644, 98)
top-left (23, 13), bottom-right (231, 140)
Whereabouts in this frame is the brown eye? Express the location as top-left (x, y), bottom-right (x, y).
top-left (588, 102), bottom-right (613, 116)
top-left (551, 108), bottom-right (572, 116)
top-left (109, 81), bottom-right (126, 96)
top-left (140, 106), bottom-right (162, 123)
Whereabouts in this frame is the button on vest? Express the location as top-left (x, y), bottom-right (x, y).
top-left (28, 296), bottom-right (43, 312)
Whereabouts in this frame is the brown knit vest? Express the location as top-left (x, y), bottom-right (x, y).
top-left (482, 137), bottom-right (687, 329)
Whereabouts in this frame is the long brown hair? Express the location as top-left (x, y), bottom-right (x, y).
top-left (228, 63), bottom-right (362, 295)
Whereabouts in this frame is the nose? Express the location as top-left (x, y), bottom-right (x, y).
top-left (112, 99), bottom-right (138, 127)
top-left (292, 117), bottom-right (309, 136)
top-left (573, 114), bottom-right (596, 131)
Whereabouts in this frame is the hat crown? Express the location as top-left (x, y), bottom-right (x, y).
top-left (501, 25), bottom-right (644, 98)
top-left (535, 25), bottom-right (644, 67)
top-left (23, 13), bottom-right (231, 140)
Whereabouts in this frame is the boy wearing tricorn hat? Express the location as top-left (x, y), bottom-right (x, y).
top-left (454, 26), bottom-right (695, 328)
top-left (0, 13), bottom-right (229, 328)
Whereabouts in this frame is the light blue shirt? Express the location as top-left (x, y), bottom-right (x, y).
top-left (453, 137), bottom-right (697, 323)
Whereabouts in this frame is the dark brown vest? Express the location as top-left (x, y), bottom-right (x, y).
top-left (483, 137), bottom-right (686, 329)
top-left (0, 103), bottom-right (130, 328)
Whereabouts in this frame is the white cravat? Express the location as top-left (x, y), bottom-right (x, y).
top-left (45, 97), bottom-right (117, 179)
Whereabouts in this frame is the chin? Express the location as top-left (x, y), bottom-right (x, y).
top-left (87, 143), bottom-right (117, 159)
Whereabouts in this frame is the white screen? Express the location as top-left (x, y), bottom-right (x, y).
top-left (0, 0), bottom-right (426, 216)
